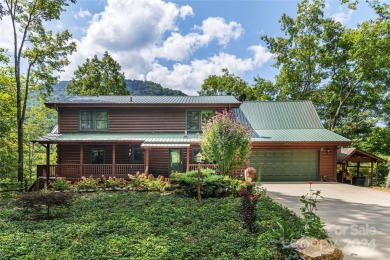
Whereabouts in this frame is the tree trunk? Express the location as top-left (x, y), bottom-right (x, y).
top-left (386, 170), bottom-right (390, 188)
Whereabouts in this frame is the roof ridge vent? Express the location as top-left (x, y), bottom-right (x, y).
top-left (129, 96), bottom-right (133, 102)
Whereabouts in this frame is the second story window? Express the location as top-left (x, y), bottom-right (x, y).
top-left (80, 111), bottom-right (108, 131)
top-left (186, 110), bottom-right (214, 132)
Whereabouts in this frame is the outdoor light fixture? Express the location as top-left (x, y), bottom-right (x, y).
top-left (195, 152), bottom-right (203, 163)
top-left (129, 145), bottom-right (132, 157)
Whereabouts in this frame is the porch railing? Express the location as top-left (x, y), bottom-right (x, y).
top-left (188, 164), bottom-right (219, 172)
top-left (37, 164), bottom-right (145, 180)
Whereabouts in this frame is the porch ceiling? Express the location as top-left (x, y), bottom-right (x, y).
top-left (33, 132), bottom-right (200, 144)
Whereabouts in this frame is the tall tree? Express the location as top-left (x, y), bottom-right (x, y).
top-left (261, 0), bottom-right (390, 132)
top-left (66, 51), bottom-right (129, 96)
top-left (198, 68), bottom-right (254, 101)
top-left (2, 0), bottom-right (76, 184)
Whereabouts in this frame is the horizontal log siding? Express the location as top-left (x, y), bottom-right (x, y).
top-left (58, 107), bottom-right (228, 133)
top-left (109, 108), bottom-right (185, 132)
top-left (58, 144), bottom-right (80, 164)
top-left (58, 108), bottom-right (79, 133)
top-left (149, 148), bottom-right (168, 176)
top-left (319, 149), bottom-right (336, 180)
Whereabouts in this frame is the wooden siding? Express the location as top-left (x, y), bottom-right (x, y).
top-left (58, 108), bottom-right (78, 133)
top-left (58, 108), bottom-right (227, 133)
top-left (319, 149), bottom-right (337, 180)
top-left (109, 108), bottom-right (185, 132)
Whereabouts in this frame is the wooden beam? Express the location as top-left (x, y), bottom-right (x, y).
top-left (370, 161), bottom-right (374, 187)
top-left (80, 144), bottom-right (84, 179)
top-left (112, 143), bottom-right (116, 177)
top-left (186, 147), bottom-right (190, 172)
top-left (46, 144), bottom-right (50, 189)
top-left (145, 148), bottom-right (150, 174)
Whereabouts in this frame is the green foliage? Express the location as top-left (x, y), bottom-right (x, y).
top-left (66, 51), bottom-right (129, 96)
top-left (3, 0), bottom-right (77, 184)
top-left (201, 109), bottom-right (252, 175)
top-left (377, 162), bottom-right (389, 187)
top-left (199, 68), bottom-right (254, 101)
top-left (49, 178), bottom-right (71, 191)
top-left (101, 176), bottom-right (128, 190)
top-left (170, 170), bottom-right (253, 198)
top-left (74, 176), bottom-right (100, 191)
top-left (260, 0), bottom-right (390, 137)
top-left (238, 188), bottom-right (260, 233)
top-left (300, 190), bottom-right (327, 239)
top-left (171, 170), bottom-right (231, 198)
top-left (16, 191), bottom-right (75, 219)
top-left (0, 192), bottom-right (311, 259)
top-left (126, 173), bottom-right (170, 192)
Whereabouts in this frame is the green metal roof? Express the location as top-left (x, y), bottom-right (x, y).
top-left (253, 129), bottom-right (350, 142)
top-left (46, 96), bottom-right (240, 105)
top-left (234, 101), bottom-right (350, 143)
top-left (34, 132), bottom-right (200, 143)
top-left (236, 101), bottom-right (324, 129)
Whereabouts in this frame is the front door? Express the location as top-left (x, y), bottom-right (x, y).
top-left (169, 148), bottom-right (183, 173)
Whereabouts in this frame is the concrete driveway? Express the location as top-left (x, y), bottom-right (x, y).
top-left (262, 183), bottom-right (390, 260)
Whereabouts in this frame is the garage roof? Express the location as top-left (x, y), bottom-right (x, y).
top-left (234, 101), bottom-right (350, 143)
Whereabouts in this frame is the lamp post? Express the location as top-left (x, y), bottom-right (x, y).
top-left (195, 152), bottom-right (203, 203)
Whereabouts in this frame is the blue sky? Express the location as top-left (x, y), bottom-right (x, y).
top-left (0, 0), bottom-right (381, 95)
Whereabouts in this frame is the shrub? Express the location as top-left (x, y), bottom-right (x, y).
top-left (238, 188), bottom-right (260, 233)
top-left (16, 191), bottom-right (75, 219)
top-left (74, 176), bottom-right (99, 191)
top-left (174, 170), bottom-right (231, 198)
top-left (126, 173), bottom-right (170, 192)
top-left (49, 178), bottom-right (71, 191)
top-left (101, 176), bottom-right (127, 190)
top-left (200, 109), bottom-right (252, 175)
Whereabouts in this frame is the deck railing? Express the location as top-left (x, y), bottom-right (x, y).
top-left (188, 164), bottom-right (219, 172)
top-left (37, 164), bottom-right (146, 180)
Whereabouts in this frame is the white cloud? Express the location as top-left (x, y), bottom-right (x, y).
top-left (195, 17), bottom-right (243, 46)
top-left (331, 10), bottom-right (353, 24)
top-left (146, 46), bottom-right (273, 95)
top-left (0, 16), bottom-right (17, 51)
top-left (74, 8), bottom-right (92, 19)
top-left (179, 5), bottom-right (194, 19)
top-left (62, 0), bottom-right (271, 95)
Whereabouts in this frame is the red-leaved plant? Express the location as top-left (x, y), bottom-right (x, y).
top-left (238, 188), bottom-right (260, 233)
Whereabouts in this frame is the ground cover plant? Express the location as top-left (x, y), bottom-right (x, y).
top-left (0, 192), bottom-right (313, 259)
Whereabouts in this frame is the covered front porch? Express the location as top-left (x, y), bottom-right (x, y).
top-left (34, 132), bottom-right (219, 182)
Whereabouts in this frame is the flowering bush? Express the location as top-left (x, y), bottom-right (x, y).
top-left (74, 176), bottom-right (99, 191)
top-left (200, 109), bottom-right (251, 175)
top-left (238, 188), bottom-right (260, 233)
top-left (101, 176), bottom-right (128, 190)
top-left (127, 173), bottom-right (170, 192)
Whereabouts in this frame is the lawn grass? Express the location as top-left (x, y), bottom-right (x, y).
top-left (0, 192), bottom-right (304, 259)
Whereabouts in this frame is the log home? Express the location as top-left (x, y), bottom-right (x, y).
top-left (34, 96), bottom-right (350, 182)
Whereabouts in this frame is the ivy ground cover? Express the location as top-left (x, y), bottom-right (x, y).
top-left (0, 192), bottom-right (304, 259)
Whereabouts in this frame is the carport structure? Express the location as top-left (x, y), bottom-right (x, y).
top-left (337, 148), bottom-right (386, 186)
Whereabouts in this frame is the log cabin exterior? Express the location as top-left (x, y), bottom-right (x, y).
top-left (34, 96), bottom-right (351, 182)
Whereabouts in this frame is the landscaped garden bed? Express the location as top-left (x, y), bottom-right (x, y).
top-left (0, 190), bottom-right (312, 259)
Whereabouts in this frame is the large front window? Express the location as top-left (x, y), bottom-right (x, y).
top-left (186, 110), bottom-right (214, 132)
top-left (80, 111), bottom-right (108, 131)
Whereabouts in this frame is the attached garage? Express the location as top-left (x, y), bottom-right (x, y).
top-left (250, 150), bottom-right (319, 181)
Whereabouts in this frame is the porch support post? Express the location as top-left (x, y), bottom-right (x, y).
top-left (80, 144), bottom-right (84, 179)
top-left (341, 163), bottom-right (346, 183)
top-left (145, 148), bottom-right (149, 174)
top-left (112, 143), bottom-right (116, 177)
top-left (186, 147), bottom-right (190, 172)
top-left (46, 144), bottom-right (50, 190)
